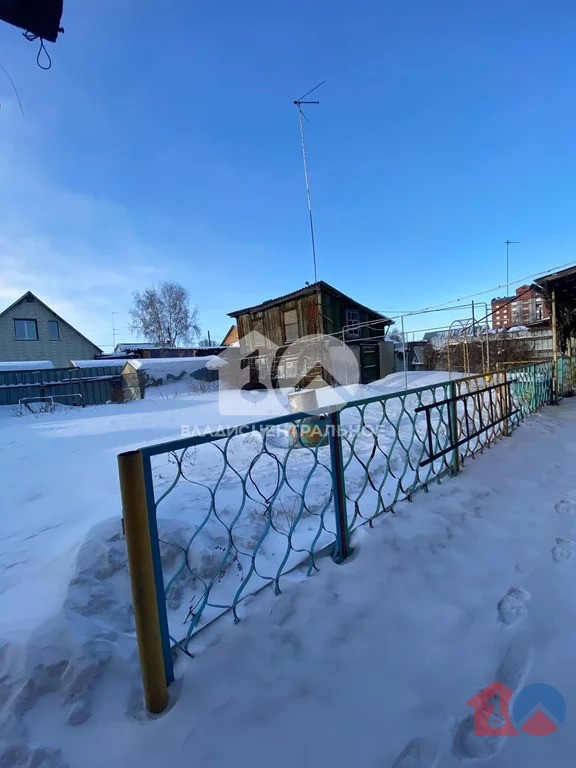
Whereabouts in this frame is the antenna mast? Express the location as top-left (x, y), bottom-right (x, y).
top-left (294, 81), bottom-right (325, 284)
top-left (112, 312), bottom-right (119, 350)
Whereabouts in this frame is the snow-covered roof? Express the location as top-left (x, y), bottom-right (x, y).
top-left (115, 343), bottom-right (162, 351)
top-left (124, 356), bottom-right (222, 375)
top-left (70, 359), bottom-right (129, 368)
top-left (0, 360), bottom-right (55, 371)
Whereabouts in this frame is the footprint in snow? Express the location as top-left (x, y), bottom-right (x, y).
top-left (451, 636), bottom-right (534, 763)
top-left (497, 587), bottom-right (531, 626)
top-left (389, 737), bottom-right (439, 768)
top-left (551, 538), bottom-right (573, 563)
top-left (555, 500), bottom-right (576, 516)
top-left (495, 634), bottom-right (533, 691)
top-left (452, 715), bottom-right (504, 762)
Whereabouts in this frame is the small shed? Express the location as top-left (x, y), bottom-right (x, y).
top-left (120, 356), bottom-right (224, 400)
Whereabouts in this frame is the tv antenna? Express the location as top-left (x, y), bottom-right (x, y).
top-left (504, 239), bottom-right (519, 298)
top-left (294, 80), bottom-right (325, 284)
top-left (112, 312), bottom-right (119, 349)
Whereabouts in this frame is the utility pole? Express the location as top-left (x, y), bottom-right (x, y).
top-left (505, 240), bottom-right (519, 298)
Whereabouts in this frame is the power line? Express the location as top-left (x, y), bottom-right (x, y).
top-left (376, 257), bottom-right (576, 317)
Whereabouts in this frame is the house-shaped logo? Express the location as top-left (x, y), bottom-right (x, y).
top-left (466, 681), bottom-right (519, 736)
top-left (215, 330), bottom-right (361, 416)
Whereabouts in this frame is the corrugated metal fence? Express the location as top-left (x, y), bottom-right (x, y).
top-left (0, 365), bottom-right (123, 407)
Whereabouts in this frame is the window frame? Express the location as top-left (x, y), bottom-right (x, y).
top-left (345, 308), bottom-right (360, 338)
top-left (283, 309), bottom-right (299, 344)
top-left (48, 320), bottom-right (60, 340)
top-left (13, 318), bottom-right (39, 340)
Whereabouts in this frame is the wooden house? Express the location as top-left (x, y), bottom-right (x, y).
top-left (220, 325), bottom-right (239, 346)
top-left (228, 281), bottom-right (392, 384)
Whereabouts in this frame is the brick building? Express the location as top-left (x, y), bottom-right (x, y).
top-left (491, 285), bottom-right (549, 329)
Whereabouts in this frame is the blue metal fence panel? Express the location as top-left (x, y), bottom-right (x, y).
top-left (0, 365), bottom-right (123, 407)
top-left (135, 378), bottom-right (453, 653)
top-left (119, 356), bottom-right (573, 686)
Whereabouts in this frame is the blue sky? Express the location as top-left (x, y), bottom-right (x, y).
top-left (1, 0), bottom-right (576, 348)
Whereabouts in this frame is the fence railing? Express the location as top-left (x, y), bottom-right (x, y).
top-left (453, 372), bottom-right (509, 463)
top-left (505, 360), bottom-right (555, 421)
top-left (0, 364), bottom-right (123, 407)
top-left (558, 356), bottom-right (576, 399)
top-left (118, 357), bottom-right (575, 712)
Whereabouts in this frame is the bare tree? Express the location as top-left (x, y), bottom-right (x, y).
top-left (130, 282), bottom-right (200, 347)
top-left (388, 325), bottom-right (403, 342)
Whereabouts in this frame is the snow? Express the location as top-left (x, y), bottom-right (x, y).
top-left (126, 356), bottom-right (221, 375)
top-left (115, 343), bottom-right (161, 351)
top-left (0, 361), bottom-right (55, 371)
top-left (1, 377), bottom-right (576, 767)
top-left (70, 359), bottom-right (129, 368)
top-left (124, 356), bottom-right (224, 390)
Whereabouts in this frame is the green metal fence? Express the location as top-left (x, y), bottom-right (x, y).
top-left (557, 356), bottom-right (576, 399)
top-left (0, 365), bottom-right (123, 407)
top-left (504, 360), bottom-right (555, 424)
top-left (118, 357), bottom-right (575, 708)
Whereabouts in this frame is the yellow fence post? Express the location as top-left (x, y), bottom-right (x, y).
top-left (449, 380), bottom-right (460, 474)
top-left (118, 449), bottom-right (169, 714)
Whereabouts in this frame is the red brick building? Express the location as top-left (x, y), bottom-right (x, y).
top-left (491, 285), bottom-right (549, 329)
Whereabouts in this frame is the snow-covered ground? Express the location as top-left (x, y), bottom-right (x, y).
top-left (1, 376), bottom-right (575, 767)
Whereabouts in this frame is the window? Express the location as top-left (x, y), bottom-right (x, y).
top-left (345, 309), bottom-right (360, 338)
top-left (14, 319), bottom-right (38, 340)
top-left (48, 320), bottom-right (60, 340)
top-left (535, 299), bottom-right (544, 320)
top-left (283, 309), bottom-right (299, 343)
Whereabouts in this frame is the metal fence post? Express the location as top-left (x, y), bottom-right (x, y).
top-left (118, 449), bottom-right (172, 713)
top-left (531, 364), bottom-right (537, 412)
top-left (551, 290), bottom-right (559, 404)
top-left (448, 380), bottom-right (460, 474)
top-left (500, 370), bottom-right (510, 435)
top-left (328, 410), bottom-right (351, 563)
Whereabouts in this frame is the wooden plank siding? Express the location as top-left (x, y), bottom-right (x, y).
top-left (232, 284), bottom-right (390, 385)
top-left (238, 289), bottom-right (385, 346)
top-left (322, 291), bottom-right (383, 340)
